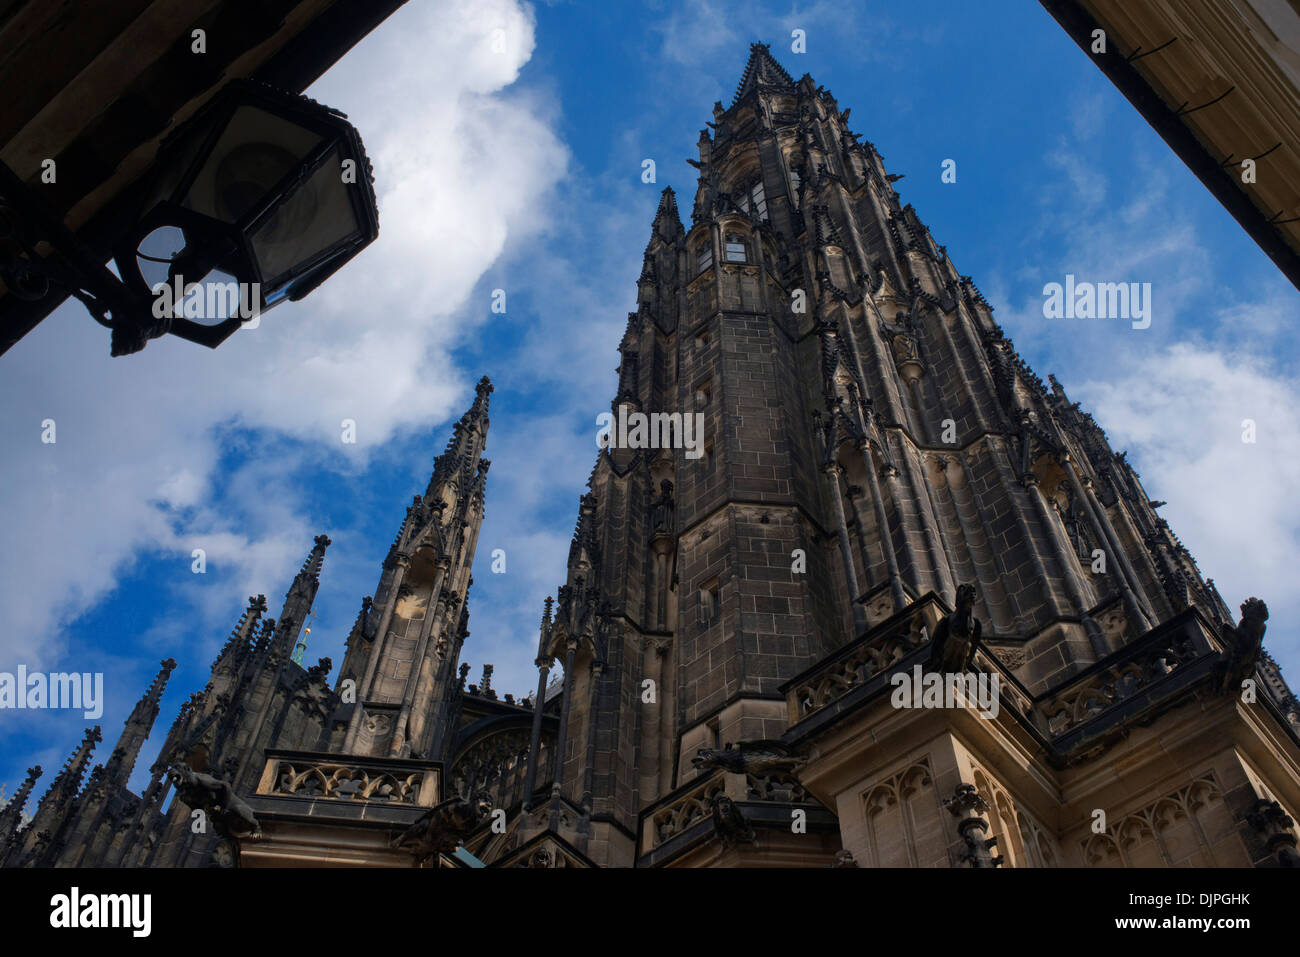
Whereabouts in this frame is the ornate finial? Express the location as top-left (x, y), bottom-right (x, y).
top-left (944, 784), bottom-right (1002, 868)
top-left (1247, 798), bottom-right (1300, 867)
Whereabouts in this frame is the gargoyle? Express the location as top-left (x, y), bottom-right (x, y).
top-left (930, 583), bottom-right (981, 675)
top-left (168, 763), bottom-right (260, 839)
top-left (710, 794), bottom-right (755, 848)
top-left (390, 793), bottom-right (492, 864)
top-left (1219, 597), bottom-right (1269, 695)
top-left (691, 740), bottom-right (805, 778)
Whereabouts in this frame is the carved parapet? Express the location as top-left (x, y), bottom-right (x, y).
top-left (1037, 609), bottom-right (1219, 749)
top-left (643, 769), bottom-right (732, 855)
top-left (782, 593), bottom-right (946, 723)
top-left (254, 751), bottom-right (440, 808)
top-left (641, 763), bottom-right (824, 857)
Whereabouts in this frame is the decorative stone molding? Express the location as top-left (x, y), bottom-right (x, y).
top-left (1081, 776), bottom-right (1227, 867)
top-left (449, 725), bottom-right (554, 811)
top-left (785, 594), bottom-right (944, 720)
top-left (1246, 798), bottom-right (1300, 867)
top-left (258, 755), bottom-right (437, 807)
top-left (648, 771), bottom-right (728, 849)
top-left (944, 782), bottom-right (1003, 868)
top-left (1040, 613), bottom-right (1214, 737)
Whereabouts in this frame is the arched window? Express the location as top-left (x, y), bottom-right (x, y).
top-left (696, 242), bottom-right (713, 274)
top-left (736, 181), bottom-right (768, 221)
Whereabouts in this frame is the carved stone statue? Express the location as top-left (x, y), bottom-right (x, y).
top-left (390, 793), bottom-right (492, 864)
top-left (1219, 597), bottom-right (1269, 695)
top-left (710, 794), bottom-right (755, 848)
top-left (649, 480), bottom-right (675, 536)
top-left (691, 740), bottom-right (805, 778)
top-left (361, 595), bottom-right (379, 640)
top-left (1246, 798), bottom-right (1300, 867)
top-left (930, 583), bottom-right (981, 675)
top-left (168, 763), bottom-right (260, 839)
top-left (944, 783), bottom-right (1002, 868)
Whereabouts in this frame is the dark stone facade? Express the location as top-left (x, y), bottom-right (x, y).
top-left (5, 44), bottom-right (1297, 869)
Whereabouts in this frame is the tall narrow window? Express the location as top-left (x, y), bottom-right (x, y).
top-left (697, 244), bottom-right (713, 274)
top-left (750, 181), bottom-right (767, 220)
top-left (699, 578), bottom-right (719, 625)
top-left (694, 377), bottom-right (712, 408)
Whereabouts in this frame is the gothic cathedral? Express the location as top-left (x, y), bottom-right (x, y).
top-left (6, 44), bottom-right (1299, 870)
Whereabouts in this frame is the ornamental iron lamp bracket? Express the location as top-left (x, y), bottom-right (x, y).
top-left (0, 79), bottom-right (379, 357)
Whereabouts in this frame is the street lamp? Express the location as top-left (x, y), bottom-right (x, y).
top-left (0, 79), bottom-right (379, 356)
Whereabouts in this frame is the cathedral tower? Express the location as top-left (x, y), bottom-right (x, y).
top-left (474, 43), bottom-right (1298, 869)
top-left (10, 45), bottom-right (1298, 872)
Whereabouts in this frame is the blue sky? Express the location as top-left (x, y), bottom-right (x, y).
top-left (2, 0), bottom-right (1297, 798)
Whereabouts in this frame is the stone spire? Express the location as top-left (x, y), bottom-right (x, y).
top-left (271, 535), bottom-right (330, 661)
top-left (507, 42), bottom-right (1291, 868)
top-left (427, 376), bottom-right (493, 501)
top-left (340, 379), bottom-right (493, 760)
top-left (0, 766), bottom-right (41, 847)
top-left (213, 594), bottom-right (268, 672)
top-left (21, 726), bottom-right (101, 851)
top-left (105, 658), bottom-right (177, 786)
top-left (731, 41), bottom-right (796, 104)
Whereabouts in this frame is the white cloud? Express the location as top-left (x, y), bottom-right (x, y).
top-left (988, 88), bottom-right (1300, 677)
top-left (0, 0), bottom-right (568, 675)
top-left (653, 0), bottom-right (741, 66)
top-left (1077, 343), bottom-right (1300, 663)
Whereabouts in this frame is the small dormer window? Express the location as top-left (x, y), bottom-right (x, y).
top-left (724, 233), bottom-right (747, 263)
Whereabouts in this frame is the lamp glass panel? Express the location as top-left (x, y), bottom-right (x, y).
top-left (133, 225), bottom-right (186, 289)
top-left (249, 147), bottom-right (358, 290)
top-left (175, 268), bottom-right (249, 323)
top-left (182, 105), bottom-right (324, 225)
